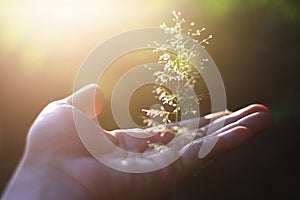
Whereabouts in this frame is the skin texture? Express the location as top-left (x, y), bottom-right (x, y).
top-left (2, 84), bottom-right (272, 200)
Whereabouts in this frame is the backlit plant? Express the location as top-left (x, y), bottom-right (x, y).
top-left (142, 11), bottom-right (212, 139)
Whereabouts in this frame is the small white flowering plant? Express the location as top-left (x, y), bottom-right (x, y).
top-left (142, 11), bottom-right (213, 149)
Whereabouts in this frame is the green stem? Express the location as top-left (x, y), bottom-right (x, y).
top-left (175, 101), bottom-right (179, 122)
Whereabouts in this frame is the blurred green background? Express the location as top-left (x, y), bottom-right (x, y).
top-left (0, 0), bottom-right (299, 199)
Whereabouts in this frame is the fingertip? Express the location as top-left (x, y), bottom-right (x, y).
top-left (246, 104), bottom-right (271, 114)
top-left (218, 125), bottom-right (249, 136)
top-left (216, 125), bottom-right (251, 149)
top-left (66, 83), bottom-right (105, 118)
top-left (238, 111), bottom-right (272, 134)
top-left (93, 84), bottom-right (105, 115)
top-left (204, 109), bottom-right (231, 120)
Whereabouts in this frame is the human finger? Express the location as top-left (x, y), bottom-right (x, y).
top-left (64, 83), bottom-right (105, 119)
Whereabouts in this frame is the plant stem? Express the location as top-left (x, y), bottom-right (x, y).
top-left (175, 105), bottom-right (179, 122)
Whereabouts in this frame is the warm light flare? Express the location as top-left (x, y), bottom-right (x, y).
top-left (0, 0), bottom-right (162, 72)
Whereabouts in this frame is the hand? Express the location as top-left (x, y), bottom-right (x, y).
top-left (2, 84), bottom-right (272, 200)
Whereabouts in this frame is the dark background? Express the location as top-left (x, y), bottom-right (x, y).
top-left (0, 0), bottom-right (299, 199)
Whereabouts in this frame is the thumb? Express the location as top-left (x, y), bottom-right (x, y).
top-left (65, 83), bottom-right (105, 119)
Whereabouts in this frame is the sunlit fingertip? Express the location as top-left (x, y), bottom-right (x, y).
top-left (204, 110), bottom-right (230, 120)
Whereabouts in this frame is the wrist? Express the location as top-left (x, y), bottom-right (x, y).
top-left (2, 153), bottom-right (92, 200)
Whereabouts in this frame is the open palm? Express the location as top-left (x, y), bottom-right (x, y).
top-left (3, 84), bottom-right (271, 200)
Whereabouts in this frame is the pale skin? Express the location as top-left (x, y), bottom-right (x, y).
top-left (2, 84), bottom-right (272, 200)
